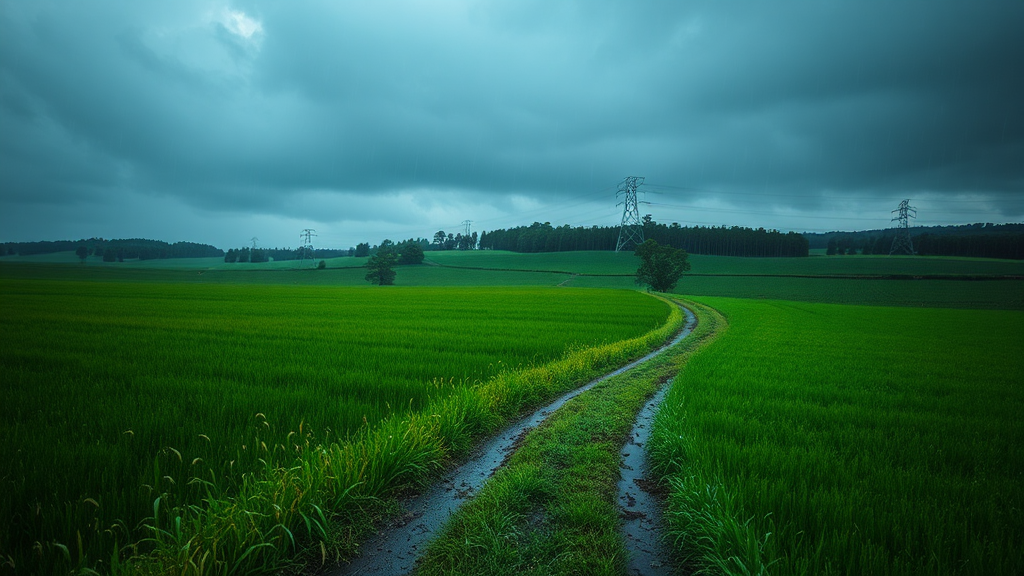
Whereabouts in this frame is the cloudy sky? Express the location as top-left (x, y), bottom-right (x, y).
top-left (2, 1), bottom-right (1021, 250)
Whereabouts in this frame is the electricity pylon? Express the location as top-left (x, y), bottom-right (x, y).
top-left (300, 228), bottom-right (317, 267)
top-left (615, 176), bottom-right (646, 252)
top-left (889, 199), bottom-right (917, 255)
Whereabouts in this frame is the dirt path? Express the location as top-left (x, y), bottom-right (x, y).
top-left (329, 304), bottom-right (697, 576)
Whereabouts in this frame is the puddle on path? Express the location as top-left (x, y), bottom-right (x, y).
top-left (329, 305), bottom-right (696, 576)
top-left (618, 384), bottom-right (675, 576)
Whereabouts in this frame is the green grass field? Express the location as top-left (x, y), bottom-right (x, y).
top-left (2, 249), bottom-right (1021, 575)
top-left (0, 278), bottom-right (671, 575)
top-left (649, 298), bottom-right (1024, 575)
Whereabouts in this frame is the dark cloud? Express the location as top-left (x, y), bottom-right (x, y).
top-left (1, 1), bottom-right (1021, 247)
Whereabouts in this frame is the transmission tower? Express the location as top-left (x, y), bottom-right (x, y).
top-left (250, 237), bottom-right (259, 249)
top-left (889, 199), bottom-right (917, 255)
top-left (462, 220), bottom-right (473, 237)
top-left (299, 228), bottom-right (317, 267)
top-left (615, 176), bottom-right (646, 252)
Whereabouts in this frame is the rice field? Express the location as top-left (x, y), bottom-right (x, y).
top-left (649, 298), bottom-right (1024, 575)
top-left (0, 279), bottom-right (671, 574)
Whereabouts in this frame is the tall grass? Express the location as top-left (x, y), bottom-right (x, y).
top-left (0, 280), bottom-right (676, 574)
top-left (648, 299), bottom-right (1024, 575)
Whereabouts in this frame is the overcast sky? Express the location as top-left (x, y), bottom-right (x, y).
top-left (2, 1), bottom-right (1022, 249)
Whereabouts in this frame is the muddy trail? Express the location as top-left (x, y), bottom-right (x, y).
top-left (329, 305), bottom-right (697, 576)
top-left (619, 384), bottom-right (675, 575)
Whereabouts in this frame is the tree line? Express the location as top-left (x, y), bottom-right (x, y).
top-left (914, 232), bottom-right (1024, 259)
top-left (478, 219), bottom-right (809, 257)
top-left (4, 238), bottom-right (223, 261)
top-left (808, 223), bottom-right (1024, 259)
top-left (825, 232), bottom-right (1024, 259)
top-left (430, 230), bottom-right (478, 251)
top-left (223, 247), bottom-right (349, 263)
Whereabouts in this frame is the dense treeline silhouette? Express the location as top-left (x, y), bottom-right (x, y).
top-left (223, 247), bottom-right (349, 263)
top-left (3, 238), bottom-right (222, 260)
top-left (478, 220), bottom-right (809, 257)
top-left (914, 233), bottom-right (1024, 260)
top-left (819, 225), bottom-right (1024, 260)
top-left (811, 223), bottom-right (1019, 259)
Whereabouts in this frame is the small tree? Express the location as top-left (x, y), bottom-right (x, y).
top-left (317, 260), bottom-right (326, 269)
top-left (354, 242), bottom-right (370, 257)
top-left (75, 245), bottom-right (89, 263)
top-left (365, 240), bottom-right (398, 285)
top-left (634, 239), bottom-right (690, 292)
top-left (399, 242), bottom-right (424, 265)
top-left (103, 249), bottom-right (116, 262)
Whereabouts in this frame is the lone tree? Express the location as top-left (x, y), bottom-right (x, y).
top-left (635, 238), bottom-right (690, 292)
top-left (365, 240), bottom-right (398, 285)
top-left (75, 245), bottom-right (89, 263)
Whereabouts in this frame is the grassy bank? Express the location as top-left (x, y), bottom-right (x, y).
top-left (648, 298), bottom-right (1024, 575)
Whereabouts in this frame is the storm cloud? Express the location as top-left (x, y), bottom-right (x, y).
top-left (1, 1), bottom-right (1021, 248)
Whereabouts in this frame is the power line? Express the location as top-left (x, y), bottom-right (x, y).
top-left (466, 184), bottom-right (620, 229)
top-left (643, 182), bottom-right (1008, 205)
top-left (647, 201), bottom-right (884, 221)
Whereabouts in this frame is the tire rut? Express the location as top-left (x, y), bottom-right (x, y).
top-left (618, 305), bottom-right (698, 575)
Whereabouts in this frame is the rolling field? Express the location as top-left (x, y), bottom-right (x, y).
top-left (5, 252), bottom-right (1022, 310)
top-left (7, 249), bottom-right (1023, 278)
top-left (0, 260), bottom-right (569, 287)
top-left (570, 274), bottom-right (1024, 309)
top-left (0, 278), bottom-right (672, 574)
top-left (425, 250), bottom-right (1024, 277)
top-left (649, 298), bottom-right (1024, 575)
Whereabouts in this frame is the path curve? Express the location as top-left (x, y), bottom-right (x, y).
top-left (329, 303), bottom-right (698, 576)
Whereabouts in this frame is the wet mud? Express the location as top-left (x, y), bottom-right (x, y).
top-left (618, 305), bottom-right (698, 575)
top-left (618, 384), bottom-right (675, 576)
top-left (330, 304), bottom-right (696, 576)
